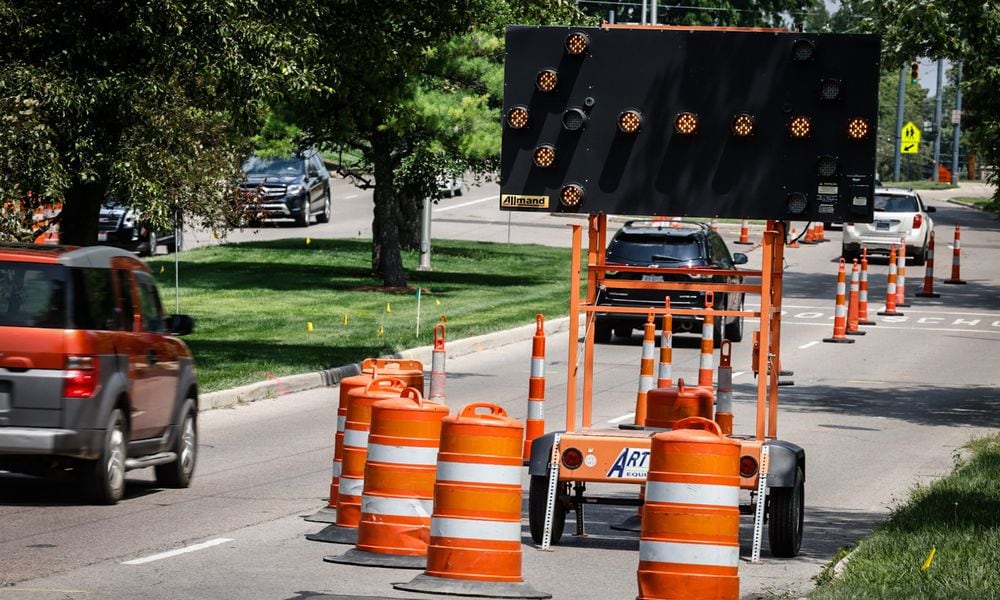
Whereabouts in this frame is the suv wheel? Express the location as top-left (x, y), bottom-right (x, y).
top-left (295, 197), bottom-right (310, 227)
top-left (316, 190), bottom-right (332, 224)
top-left (156, 399), bottom-right (197, 488)
top-left (594, 318), bottom-right (612, 344)
top-left (85, 408), bottom-right (127, 504)
top-left (725, 315), bottom-right (744, 343)
top-left (141, 231), bottom-right (157, 257)
top-left (613, 325), bottom-right (633, 340)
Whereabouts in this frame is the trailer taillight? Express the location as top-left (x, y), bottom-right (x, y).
top-left (507, 106), bottom-right (529, 129)
top-left (562, 447), bottom-right (583, 470)
top-left (739, 455), bottom-right (759, 478)
top-left (536, 69), bottom-right (558, 92)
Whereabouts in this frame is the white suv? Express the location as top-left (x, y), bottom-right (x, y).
top-left (842, 187), bottom-right (935, 264)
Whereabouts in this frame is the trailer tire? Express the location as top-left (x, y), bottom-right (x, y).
top-left (528, 474), bottom-right (565, 545)
top-left (767, 467), bottom-right (804, 558)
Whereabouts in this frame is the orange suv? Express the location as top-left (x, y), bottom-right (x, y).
top-left (0, 243), bottom-right (198, 504)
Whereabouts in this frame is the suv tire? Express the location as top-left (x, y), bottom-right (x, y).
top-left (725, 314), bottom-right (744, 343)
top-left (295, 197), bottom-right (310, 227)
top-left (156, 399), bottom-right (197, 488)
top-left (594, 318), bottom-right (612, 344)
top-left (613, 325), bottom-right (633, 340)
top-left (316, 190), bottom-right (332, 224)
top-left (85, 408), bottom-right (127, 505)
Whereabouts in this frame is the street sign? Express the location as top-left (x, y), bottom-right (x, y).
top-left (951, 109), bottom-right (961, 125)
top-left (901, 121), bottom-right (920, 154)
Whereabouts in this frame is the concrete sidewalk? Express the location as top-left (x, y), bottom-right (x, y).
top-left (198, 316), bottom-right (572, 411)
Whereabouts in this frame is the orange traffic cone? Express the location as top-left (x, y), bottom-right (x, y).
top-left (656, 299), bottom-right (673, 388)
top-left (734, 219), bottom-right (752, 245)
top-left (845, 260), bottom-right (866, 336)
top-left (858, 250), bottom-right (876, 326)
top-left (943, 224), bottom-right (967, 284)
top-left (698, 293), bottom-right (717, 386)
top-left (916, 230), bottom-right (941, 298)
top-left (523, 315), bottom-right (546, 460)
top-left (824, 259), bottom-right (855, 343)
top-left (878, 245), bottom-right (904, 316)
top-left (632, 314), bottom-right (657, 426)
top-left (429, 323), bottom-right (447, 402)
top-left (715, 341), bottom-right (734, 435)
top-left (895, 239), bottom-right (910, 308)
top-left (787, 228), bottom-right (799, 248)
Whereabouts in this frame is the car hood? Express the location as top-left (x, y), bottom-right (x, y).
top-left (243, 175), bottom-right (304, 186)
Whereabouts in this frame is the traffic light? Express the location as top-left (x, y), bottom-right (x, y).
top-left (910, 61), bottom-right (919, 84)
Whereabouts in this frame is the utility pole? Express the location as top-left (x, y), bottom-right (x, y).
top-left (932, 59), bottom-right (944, 182)
top-left (418, 198), bottom-right (432, 271)
top-left (893, 64), bottom-right (906, 181)
top-left (951, 61), bottom-right (963, 184)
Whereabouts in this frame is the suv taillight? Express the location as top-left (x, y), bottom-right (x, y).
top-left (65, 356), bottom-right (99, 398)
top-left (912, 214), bottom-right (922, 229)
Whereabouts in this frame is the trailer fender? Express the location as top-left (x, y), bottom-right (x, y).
top-left (527, 431), bottom-right (565, 476)
top-left (764, 439), bottom-right (805, 488)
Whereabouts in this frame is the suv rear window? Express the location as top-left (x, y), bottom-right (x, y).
top-left (874, 194), bottom-right (917, 212)
top-left (0, 262), bottom-right (117, 330)
top-left (607, 233), bottom-right (703, 263)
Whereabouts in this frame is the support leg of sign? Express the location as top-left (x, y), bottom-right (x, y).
top-left (541, 433), bottom-right (562, 551)
top-left (751, 444), bottom-right (771, 563)
top-left (574, 482), bottom-right (587, 537)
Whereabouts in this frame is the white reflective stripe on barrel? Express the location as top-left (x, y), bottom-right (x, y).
top-left (645, 481), bottom-right (739, 507)
top-left (658, 363), bottom-right (672, 380)
top-left (337, 415), bottom-right (347, 432)
top-left (338, 476), bottom-right (365, 496)
top-left (362, 495), bottom-right (433, 518)
top-left (332, 461), bottom-right (341, 478)
top-left (639, 375), bottom-right (654, 393)
top-left (835, 302), bottom-right (847, 317)
top-left (639, 539), bottom-right (739, 567)
top-left (436, 461), bottom-right (522, 486)
top-left (527, 400), bottom-right (544, 420)
top-left (430, 517), bottom-right (521, 542)
top-left (366, 443), bottom-right (439, 466)
top-left (642, 339), bottom-right (655, 357)
top-left (699, 352), bottom-right (713, 370)
top-left (530, 357), bottom-right (545, 377)
top-left (343, 428), bottom-right (369, 449)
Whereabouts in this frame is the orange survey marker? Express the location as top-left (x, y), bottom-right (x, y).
top-left (633, 314), bottom-right (657, 426)
top-left (917, 230), bottom-right (941, 298)
top-left (698, 292), bottom-right (716, 386)
top-left (395, 403), bottom-right (550, 599)
top-left (878, 245), bottom-right (904, 316)
top-left (895, 239), bottom-right (910, 308)
top-left (523, 315), bottom-right (547, 460)
top-left (326, 388), bottom-right (449, 569)
top-left (845, 260), bottom-right (866, 336)
top-left (307, 377), bottom-right (409, 544)
top-left (943, 224), bottom-right (967, 285)
top-left (307, 358), bottom-right (423, 524)
top-left (823, 259), bottom-right (854, 343)
top-left (715, 340), bottom-right (734, 435)
top-left (430, 323), bottom-right (447, 402)
top-left (857, 250), bottom-right (876, 326)
top-left (638, 418), bottom-right (741, 600)
top-left (656, 299), bottom-right (673, 388)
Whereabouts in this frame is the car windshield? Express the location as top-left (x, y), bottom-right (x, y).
top-left (0, 263), bottom-right (67, 328)
top-left (874, 194), bottom-right (918, 213)
top-left (607, 233), bottom-right (703, 263)
top-left (242, 156), bottom-right (305, 177)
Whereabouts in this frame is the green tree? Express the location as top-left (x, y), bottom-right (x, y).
top-left (295, 0), bottom-right (586, 287)
top-left (0, 0), bottom-right (320, 245)
top-left (848, 0), bottom-right (1000, 204)
top-left (577, 0), bottom-right (819, 28)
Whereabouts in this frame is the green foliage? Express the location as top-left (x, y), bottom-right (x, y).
top-left (576, 0), bottom-right (819, 28)
top-left (0, 0), bottom-right (322, 242)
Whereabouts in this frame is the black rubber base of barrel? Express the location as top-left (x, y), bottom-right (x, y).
top-left (302, 506), bottom-right (337, 523)
top-left (394, 573), bottom-right (552, 599)
top-left (306, 524), bottom-right (358, 545)
top-left (324, 548), bottom-right (425, 569)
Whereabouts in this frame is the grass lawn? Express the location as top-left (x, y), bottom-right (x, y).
top-left (148, 238), bottom-right (577, 392)
top-left (890, 180), bottom-right (957, 190)
top-left (951, 196), bottom-right (995, 210)
top-left (812, 434), bottom-right (1000, 599)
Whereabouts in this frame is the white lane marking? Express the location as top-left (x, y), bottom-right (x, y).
top-left (783, 321), bottom-right (1000, 335)
top-left (433, 196), bottom-right (494, 213)
top-left (122, 538), bottom-right (234, 565)
top-left (798, 341), bottom-right (820, 349)
top-left (751, 302), bottom-right (1000, 318)
top-left (732, 371), bottom-right (746, 378)
top-left (608, 413), bottom-right (636, 424)
top-left (343, 194), bottom-right (359, 199)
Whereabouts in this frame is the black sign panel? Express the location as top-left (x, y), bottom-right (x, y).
top-left (500, 26), bottom-right (880, 222)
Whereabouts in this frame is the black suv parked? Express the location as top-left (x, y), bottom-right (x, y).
top-left (240, 150), bottom-right (332, 227)
top-left (595, 220), bottom-right (747, 344)
top-left (98, 199), bottom-right (180, 256)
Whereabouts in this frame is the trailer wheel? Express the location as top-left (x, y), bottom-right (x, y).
top-left (528, 474), bottom-right (566, 545)
top-left (767, 467), bottom-right (804, 558)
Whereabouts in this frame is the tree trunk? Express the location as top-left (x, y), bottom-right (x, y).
top-left (58, 180), bottom-right (106, 247)
top-left (371, 132), bottom-right (407, 287)
top-left (395, 191), bottom-right (421, 250)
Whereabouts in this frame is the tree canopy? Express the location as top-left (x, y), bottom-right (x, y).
top-left (0, 0), bottom-right (321, 244)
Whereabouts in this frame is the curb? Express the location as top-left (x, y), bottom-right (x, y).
top-left (199, 316), bottom-right (572, 411)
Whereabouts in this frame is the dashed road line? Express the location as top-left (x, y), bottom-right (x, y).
top-left (433, 196), bottom-right (494, 213)
top-left (798, 341), bottom-right (820, 349)
top-left (122, 538), bottom-right (234, 565)
top-left (608, 412), bottom-right (636, 424)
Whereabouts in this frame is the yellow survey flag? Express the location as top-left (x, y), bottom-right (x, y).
top-left (306, 322), bottom-right (314, 332)
top-left (921, 547), bottom-right (936, 572)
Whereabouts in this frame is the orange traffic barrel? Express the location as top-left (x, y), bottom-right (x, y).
top-left (638, 417), bottom-right (741, 600)
top-left (306, 358), bottom-right (423, 524)
top-left (395, 403), bottom-right (550, 599)
top-left (307, 376), bottom-right (408, 545)
top-left (646, 379), bottom-right (715, 430)
top-left (326, 387), bottom-right (449, 568)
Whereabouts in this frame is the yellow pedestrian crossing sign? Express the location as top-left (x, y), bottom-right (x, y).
top-left (901, 121), bottom-right (921, 154)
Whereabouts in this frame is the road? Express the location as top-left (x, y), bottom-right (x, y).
top-left (2, 182), bottom-right (999, 599)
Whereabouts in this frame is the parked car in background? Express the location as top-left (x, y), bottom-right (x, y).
top-left (437, 174), bottom-right (464, 198)
top-left (594, 220), bottom-right (747, 344)
top-left (841, 187), bottom-right (935, 264)
top-left (98, 198), bottom-right (180, 256)
top-left (240, 150), bottom-right (332, 227)
top-left (0, 243), bottom-right (199, 504)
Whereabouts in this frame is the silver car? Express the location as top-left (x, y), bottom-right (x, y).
top-left (842, 187), bottom-right (935, 265)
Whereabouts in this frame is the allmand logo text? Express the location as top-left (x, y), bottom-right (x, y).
top-left (501, 194), bottom-right (550, 209)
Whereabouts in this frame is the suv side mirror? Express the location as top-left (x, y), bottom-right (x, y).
top-left (165, 314), bottom-right (195, 336)
top-left (732, 253), bottom-right (749, 265)
top-left (925, 205), bottom-right (936, 213)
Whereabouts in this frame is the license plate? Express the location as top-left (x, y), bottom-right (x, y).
top-left (875, 221), bottom-right (890, 231)
top-left (98, 232), bottom-right (107, 241)
top-left (641, 274), bottom-right (664, 282)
